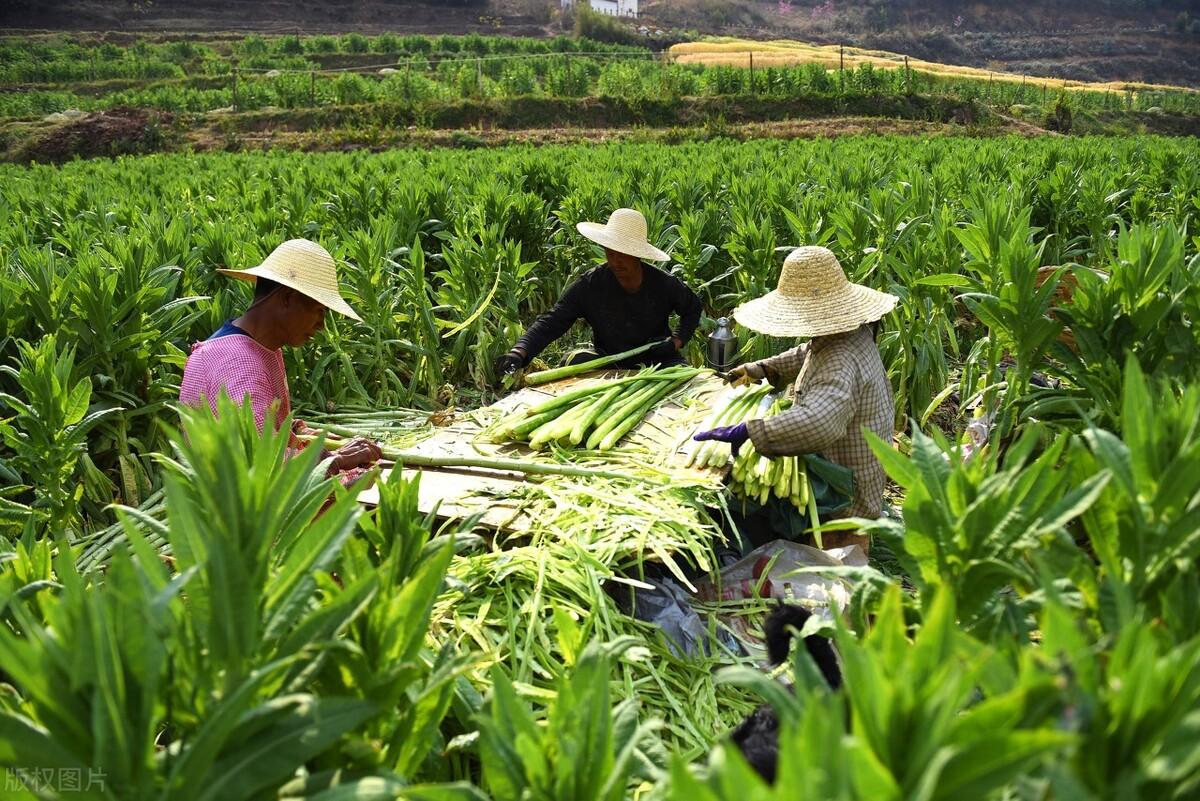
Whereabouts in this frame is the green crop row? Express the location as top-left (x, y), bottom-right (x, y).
top-left (1, 135), bottom-right (1197, 524)
top-left (3, 35), bottom-right (1197, 121)
top-left (1, 134), bottom-right (1199, 798)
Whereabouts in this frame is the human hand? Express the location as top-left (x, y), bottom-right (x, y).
top-left (692, 421), bottom-right (751, 456)
top-left (330, 437), bottom-right (382, 473)
top-left (493, 351), bottom-right (524, 383)
top-left (647, 338), bottom-right (678, 360)
top-left (724, 363), bottom-right (764, 384)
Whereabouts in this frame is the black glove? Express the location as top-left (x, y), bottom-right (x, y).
top-left (647, 338), bottom-right (679, 360)
top-left (494, 351), bottom-right (524, 378)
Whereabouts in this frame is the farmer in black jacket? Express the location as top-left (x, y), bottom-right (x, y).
top-left (495, 208), bottom-right (703, 381)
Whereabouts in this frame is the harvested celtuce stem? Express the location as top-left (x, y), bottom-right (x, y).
top-left (597, 375), bottom-right (692, 451)
top-left (727, 397), bottom-right (816, 518)
top-left (585, 380), bottom-right (659, 450)
top-left (570, 384), bottom-right (623, 445)
top-left (379, 448), bottom-right (668, 484)
top-left (522, 339), bottom-right (667, 386)
top-left (493, 366), bottom-right (702, 451)
top-left (302, 424), bottom-right (671, 483)
top-left (687, 383), bottom-right (772, 469)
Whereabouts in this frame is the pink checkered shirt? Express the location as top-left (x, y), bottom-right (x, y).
top-left (179, 334), bottom-right (293, 436)
top-left (744, 324), bottom-right (894, 519)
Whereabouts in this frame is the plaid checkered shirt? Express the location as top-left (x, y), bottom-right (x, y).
top-left (179, 333), bottom-right (378, 490)
top-left (180, 334), bottom-right (292, 435)
top-left (744, 324), bottom-right (894, 518)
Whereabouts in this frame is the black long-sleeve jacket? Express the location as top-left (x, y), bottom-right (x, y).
top-left (515, 264), bottom-right (703, 368)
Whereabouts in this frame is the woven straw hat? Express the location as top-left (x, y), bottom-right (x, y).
top-left (219, 239), bottom-right (361, 322)
top-left (576, 208), bottom-right (670, 262)
top-left (734, 246), bottom-right (897, 338)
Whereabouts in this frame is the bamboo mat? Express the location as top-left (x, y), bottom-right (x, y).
top-left (357, 370), bottom-right (738, 531)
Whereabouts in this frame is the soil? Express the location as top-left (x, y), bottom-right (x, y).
top-left (186, 115), bottom-right (1026, 155)
top-left (17, 105), bottom-right (172, 161)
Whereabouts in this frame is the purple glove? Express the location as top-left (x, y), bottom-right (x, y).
top-left (693, 422), bottom-right (751, 456)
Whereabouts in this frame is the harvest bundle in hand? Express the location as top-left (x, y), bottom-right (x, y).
top-left (492, 365), bottom-right (702, 451)
top-left (686, 383), bottom-right (771, 469)
top-left (689, 386), bottom-right (813, 509)
top-left (731, 397), bottom-right (811, 510)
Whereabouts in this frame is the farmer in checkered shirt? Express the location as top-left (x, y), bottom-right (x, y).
top-left (694, 246), bottom-right (899, 554)
top-left (180, 239), bottom-right (381, 478)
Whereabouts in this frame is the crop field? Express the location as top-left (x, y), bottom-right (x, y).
top-left (4, 32), bottom-right (1199, 122)
top-left (673, 37), bottom-right (1200, 102)
top-left (2, 132), bottom-right (1200, 798)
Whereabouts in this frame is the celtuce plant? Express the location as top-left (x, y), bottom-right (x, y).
top-left (2, 132), bottom-right (1200, 799)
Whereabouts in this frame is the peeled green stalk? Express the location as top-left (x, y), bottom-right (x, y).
top-left (598, 375), bottom-right (691, 451)
top-left (354, 446), bottom-right (672, 484)
top-left (503, 408), bottom-right (561, 440)
top-left (687, 386), bottom-right (752, 468)
top-left (695, 384), bottom-right (771, 469)
top-left (528, 398), bottom-right (594, 450)
top-left (775, 456), bottom-right (791, 498)
top-left (570, 384), bottom-right (622, 445)
top-left (523, 339), bottom-right (666, 386)
top-left (585, 380), bottom-right (658, 450)
top-left (518, 373), bottom-right (647, 419)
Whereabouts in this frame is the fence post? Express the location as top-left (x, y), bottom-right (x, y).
top-left (749, 51), bottom-right (754, 92)
top-left (477, 57), bottom-right (483, 97)
top-left (904, 54), bottom-right (909, 94)
top-left (309, 71), bottom-right (315, 106)
top-left (232, 60), bottom-right (239, 111)
top-left (839, 44), bottom-right (844, 92)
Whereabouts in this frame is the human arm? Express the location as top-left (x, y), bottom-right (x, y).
top-left (738, 344), bottom-right (809, 388)
top-left (668, 274), bottom-right (703, 348)
top-left (510, 278), bottom-right (588, 365)
top-left (327, 437), bottom-right (382, 473)
top-left (745, 353), bottom-right (856, 458)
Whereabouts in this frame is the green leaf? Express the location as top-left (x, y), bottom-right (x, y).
top-left (934, 731), bottom-right (1073, 800)
top-left (198, 697), bottom-right (378, 801)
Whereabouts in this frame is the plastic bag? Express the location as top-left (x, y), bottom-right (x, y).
top-left (694, 539), bottom-right (865, 646)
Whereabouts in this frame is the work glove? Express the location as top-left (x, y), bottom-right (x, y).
top-left (646, 337), bottom-right (680, 361)
top-left (693, 421), bottom-right (751, 457)
top-left (725, 363), bottom-right (765, 384)
top-left (493, 351), bottom-right (524, 381)
top-left (329, 437), bottom-right (383, 473)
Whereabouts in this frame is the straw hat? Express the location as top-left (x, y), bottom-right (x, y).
top-left (219, 239), bottom-right (361, 322)
top-left (576, 208), bottom-right (670, 262)
top-left (734, 246), bottom-right (897, 338)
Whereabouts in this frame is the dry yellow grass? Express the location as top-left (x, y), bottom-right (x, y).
top-left (670, 38), bottom-right (1199, 96)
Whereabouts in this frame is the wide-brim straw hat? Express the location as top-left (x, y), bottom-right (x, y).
top-left (734, 246), bottom-right (898, 338)
top-left (219, 239), bottom-right (362, 322)
top-left (576, 208), bottom-right (670, 262)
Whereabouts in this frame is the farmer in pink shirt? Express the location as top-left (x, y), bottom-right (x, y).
top-left (180, 238), bottom-right (381, 477)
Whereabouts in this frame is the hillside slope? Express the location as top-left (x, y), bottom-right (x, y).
top-left (643, 0), bottom-right (1200, 87)
top-left (3, 0), bottom-right (1198, 87)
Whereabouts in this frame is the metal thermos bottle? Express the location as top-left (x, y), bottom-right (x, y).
top-left (706, 317), bottom-right (738, 372)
